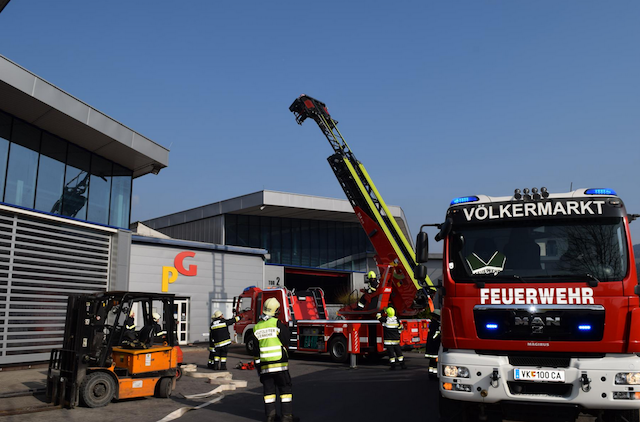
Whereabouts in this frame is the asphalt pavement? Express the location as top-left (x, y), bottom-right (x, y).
top-left (0, 345), bottom-right (602, 422)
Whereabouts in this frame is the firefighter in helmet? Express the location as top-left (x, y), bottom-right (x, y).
top-left (357, 270), bottom-right (380, 309)
top-left (252, 297), bottom-right (297, 422)
top-left (377, 306), bottom-right (406, 370)
top-left (425, 309), bottom-right (441, 378)
top-left (209, 310), bottom-right (241, 370)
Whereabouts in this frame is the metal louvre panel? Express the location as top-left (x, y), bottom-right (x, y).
top-left (0, 211), bottom-right (112, 365)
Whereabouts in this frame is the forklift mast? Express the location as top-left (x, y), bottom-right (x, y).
top-left (289, 95), bottom-right (434, 316)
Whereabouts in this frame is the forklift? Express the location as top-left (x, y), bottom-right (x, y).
top-left (46, 292), bottom-right (180, 408)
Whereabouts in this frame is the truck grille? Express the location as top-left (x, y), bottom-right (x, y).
top-left (507, 381), bottom-right (573, 398)
top-left (508, 355), bottom-right (571, 368)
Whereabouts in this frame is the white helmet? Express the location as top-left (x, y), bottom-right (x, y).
top-left (212, 310), bottom-right (223, 319)
top-left (152, 312), bottom-right (161, 322)
top-left (263, 297), bottom-right (281, 317)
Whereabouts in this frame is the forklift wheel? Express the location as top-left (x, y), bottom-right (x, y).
top-left (175, 366), bottom-right (183, 381)
top-left (80, 372), bottom-right (116, 408)
top-left (156, 377), bottom-right (173, 398)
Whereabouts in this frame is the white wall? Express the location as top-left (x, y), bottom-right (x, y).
top-left (129, 241), bottom-right (265, 344)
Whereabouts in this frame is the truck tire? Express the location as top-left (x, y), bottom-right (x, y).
top-left (329, 336), bottom-right (348, 363)
top-left (602, 409), bottom-right (640, 422)
top-left (80, 372), bottom-right (116, 408)
top-left (155, 377), bottom-right (173, 398)
top-left (244, 332), bottom-right (255, 355)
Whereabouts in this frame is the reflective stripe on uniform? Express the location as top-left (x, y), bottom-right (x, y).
top-left (215, 339), bottom-right (232, 347)
top-left (384, 340), bottom-right (400, 345)
top-left (260, 363), bottom-right (289, 374)
top-left (264, 394), bottom-right (276, 404)
top-left (281, 394), bottom-right (292, 403)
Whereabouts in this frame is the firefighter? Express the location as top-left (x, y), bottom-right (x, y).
top-left (425, 309), bottom-right (441, 378)
top-left (357, 271), bottom-right (379, 309)
top-left (208, 310), bottom-right (241, 370)
top-left (252, 297), bottom-right (297, 422)
top-left (377, 306), bottom-right (406, 370)
top-left (139, 312), bottom-right (166, 345)
top-left (122, 309), bottom-right (136, 344)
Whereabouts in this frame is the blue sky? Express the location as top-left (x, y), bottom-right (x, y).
top-left (1, 1), bottom-right (639, 245)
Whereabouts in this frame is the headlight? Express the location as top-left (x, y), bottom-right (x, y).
top-left (443, 365), bottom-right (470, 378)
top-left (615, 372), bottom-right (640, 385)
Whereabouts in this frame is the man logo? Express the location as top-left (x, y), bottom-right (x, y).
top-left (515, 316), bottom-right (560, 334)
top-left (162, 251), bottom-right (197, 292)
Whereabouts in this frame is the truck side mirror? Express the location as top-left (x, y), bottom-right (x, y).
top-left (435, 218), bottom-right (453, 242)
top-left (416, 231), bottom-right (429, 263)
top-left (415, 264), bottom-right (428, 281)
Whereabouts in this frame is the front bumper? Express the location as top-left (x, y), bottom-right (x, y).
top-left (439, 349), bottom-right (640, 410)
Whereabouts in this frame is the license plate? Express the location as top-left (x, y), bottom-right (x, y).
top-left (514, 368), bottom-right (565, 382)
top-left (412, 337), bottom-right (420, 342)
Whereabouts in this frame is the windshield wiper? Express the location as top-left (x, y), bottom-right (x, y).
top-left (584, 273), bottom-right (600, 287)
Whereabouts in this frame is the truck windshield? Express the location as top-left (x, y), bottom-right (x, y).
top-left (449, 217), bottom-right (629, 282)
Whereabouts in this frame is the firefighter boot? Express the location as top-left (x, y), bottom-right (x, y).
top-left (400, 361), bottom-right (407, 370)
top-left (390, 363), bottom-right (396, 371)
top-left (281, 415), bottom-right (300, 422)
top-left (214, 361), bottom-right (220, 371)
top-left (266, 410), bottom-right (277, 422)
top-left (221, 362), bottom-right (227, 370)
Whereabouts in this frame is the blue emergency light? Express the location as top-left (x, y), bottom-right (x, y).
top-left (451, 196), bottom-right (479, 205)
top-left (485, 323), bottom-right (498, 330)
top-left (585, 188), bottom-right (617, 196)
top-left (578, 324), bottom-right (592, 331)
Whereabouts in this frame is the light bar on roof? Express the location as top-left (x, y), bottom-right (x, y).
top-left (585, 188), bottom-right (617, 196)
top-left (450, 196), bottom-right (479, 205)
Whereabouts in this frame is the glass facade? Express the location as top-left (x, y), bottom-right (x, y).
top-left (225, 214), bottom-right (374, 271)
top-left (0, 110), bottom-right (133, 229)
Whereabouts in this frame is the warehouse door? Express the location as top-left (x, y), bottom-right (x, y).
top-left (174, 298), bottom-right (189, 345)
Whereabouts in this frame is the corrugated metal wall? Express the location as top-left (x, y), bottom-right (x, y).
top-left (0, 210), bottom-right (112, 365)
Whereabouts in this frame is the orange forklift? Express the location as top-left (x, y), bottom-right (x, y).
top-left (46, 292), bottom-right (180, 408)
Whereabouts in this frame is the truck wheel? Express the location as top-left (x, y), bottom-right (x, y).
top-left (329, 336), bottom-right (348, 363)
top-left (244, 332), bottom-right (255, 355)
top-left (602, 409), bottom-right (639, 422)
top-left (155, 377), bottom-right (173, 398)
top-left (80, 372), bottom-right (116, 408)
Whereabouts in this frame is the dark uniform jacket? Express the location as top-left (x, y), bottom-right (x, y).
top-left (210, 316), bottom-right (240, 349)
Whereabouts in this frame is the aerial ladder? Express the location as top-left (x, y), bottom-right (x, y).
top-left (289, 95), bottom-right (434, 318)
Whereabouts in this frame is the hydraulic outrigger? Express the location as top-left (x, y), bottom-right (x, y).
top-left (289, 94), bottom-right (434, 317)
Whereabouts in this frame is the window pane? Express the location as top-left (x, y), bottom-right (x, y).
top-left (281, 219), bottom-right (291, 265)
top-left (291, 219), bottom-right (300, 266)
top-left (5, 121), bottom-right (40, 208)
top-left (87, 154), bottom-right (112, 225)
top-left (109, 163), bottom-right (131, 228)
top-left (249, 215), bottom-right (260, 248)
top-left (62, 144), bottom-right (90, 219)
top-left (36, 133), bottom-right (67, 214)
top-left (225, 214), bottom-right (237, 245)
top-left (0, 111), bottom-right (11, 201)
top-left (237, 215), bottom-right (249, 246)
top-left (309, 220), bottom-right (319, 267)
top-left (270, 218), bottom-right (281, 263)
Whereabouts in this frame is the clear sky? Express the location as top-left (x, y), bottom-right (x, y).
top-left (1, 1), bottom-right (639, 246)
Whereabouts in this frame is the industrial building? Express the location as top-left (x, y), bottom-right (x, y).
top-left (138, 190), bottom-right (443, 345)
top-left (0, 54), bottom-right (168, 365)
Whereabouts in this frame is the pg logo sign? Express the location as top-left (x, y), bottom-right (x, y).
top-left (162, 251), bottom-right (197, 292)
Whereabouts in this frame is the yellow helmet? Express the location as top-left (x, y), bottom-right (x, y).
top-left (385, 307), bottom-right (395, 317)
top-left (367, 271), bottom-right (377, 280)
top-left (263, 297), bottom-right (281, 317)
top-left (212, 310), bottom-right (223, 319)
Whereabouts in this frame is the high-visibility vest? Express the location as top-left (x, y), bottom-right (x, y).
top-left (254, 317), bottom-right (288, 373)
top-left (380, 315), bottom-right (401, 345)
